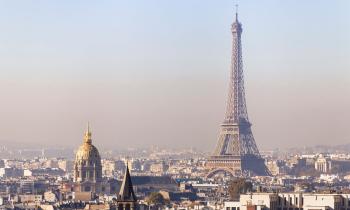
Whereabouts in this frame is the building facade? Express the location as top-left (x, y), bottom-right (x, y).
top-left (73, 125), bottom-right (102, 193)
top-left (226, 193), bottom-right (350, 210)
top-left (315, 154), bottom-right (332, 173)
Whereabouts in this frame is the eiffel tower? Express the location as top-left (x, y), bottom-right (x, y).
top-left (206, 10), bottom-right (270, 178)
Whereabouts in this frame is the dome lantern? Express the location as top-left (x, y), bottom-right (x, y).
top-left (84, 122), bottom-right (92, 144)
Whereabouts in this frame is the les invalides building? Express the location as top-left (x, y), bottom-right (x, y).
top-left (60, 125), bottom-right (119, 198)
top-left (59, 124), bottom-right (138, 209)
top-left (73, 124), bottom-right (103, 193)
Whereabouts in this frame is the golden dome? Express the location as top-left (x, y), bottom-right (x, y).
top-left (75, 124), bottom-right (101, 163)
top-left (74, 123), bottom-right (102, 184)
top-left (75, 143), bottom-right (101, 161)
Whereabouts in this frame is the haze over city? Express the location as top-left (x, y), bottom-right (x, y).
top-left (0, 0), bottom-right (349, 151)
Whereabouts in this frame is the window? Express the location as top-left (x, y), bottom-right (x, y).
top-left (296, 197), bottom-right (298, 205)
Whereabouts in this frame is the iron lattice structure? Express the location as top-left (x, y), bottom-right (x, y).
top-left (206, 13), bottom-right (270, 177)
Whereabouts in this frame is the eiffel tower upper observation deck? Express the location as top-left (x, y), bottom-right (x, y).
top-left (206, 11), bottom-right (270, 177)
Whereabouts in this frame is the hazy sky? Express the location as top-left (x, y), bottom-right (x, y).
top-left (0, 1), bottom-right (349, 151)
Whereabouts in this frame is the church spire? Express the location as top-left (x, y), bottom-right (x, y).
top-left (84, 122), bottom-right (92, 144)
top-left (118, 164), bottom-right (137, 202)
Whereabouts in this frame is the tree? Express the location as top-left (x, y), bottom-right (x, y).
top-left (146, 192), bottom-right (165, 206)
top-left (228, 178), bottom-right (253, 201)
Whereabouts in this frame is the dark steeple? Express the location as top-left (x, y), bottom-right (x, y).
top-left (118, 164), bottom-right (137, 202)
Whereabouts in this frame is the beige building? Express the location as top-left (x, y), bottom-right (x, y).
top-left (43, 159), bottom-right (59, 168)
top-left (150, 162), bottom-right (168, 174)
top-left (102, 159), bottom-right (116, 178)
top-left (315, 154), bottom-right (332, 173)
top-left (239, 193), bottom-right (278, 210)
top-left (43, 191), bottom-right (58, 203)
top-left (58, 125), bottom-right (119, 197)
top-left (226, 193), bottom-right (350, 210)
top-left (266, 161), bottom-right (282, 176)
top-left (58, 159), bottom-right (74, 172)
top-left (73, 125), bottom-right (102, 193)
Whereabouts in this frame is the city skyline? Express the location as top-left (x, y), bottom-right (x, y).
top-left (0, 1), bottom-right (349, 151)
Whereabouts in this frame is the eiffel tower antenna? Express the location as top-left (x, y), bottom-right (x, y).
top-left (235, 4), bottom-right (238, 21)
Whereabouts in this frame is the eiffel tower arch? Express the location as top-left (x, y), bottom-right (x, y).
top-left (206, 168), bottom-right (236, 179)
top-left (206, 11), bottom-right (270, 178)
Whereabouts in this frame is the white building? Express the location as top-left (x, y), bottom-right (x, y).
top-left (315, 154), bottom-right (332, 173)
top-left (102, 159), bottom-right (116, 177)
top-left (223, 201), bottom-right (241, 210)
top-left (223, 193), bottom-right (350, 210)
top-left (239, 193), bottom-right (278, 210)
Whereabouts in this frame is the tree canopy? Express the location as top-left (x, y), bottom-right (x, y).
top-left (146, 192), bottom-right (166, 206)
top-left (227, 178), bottom-right (253, 201)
